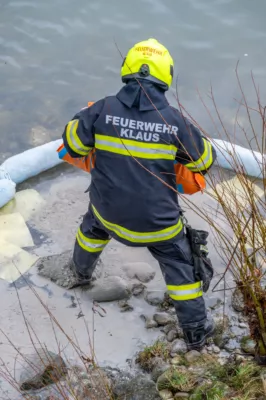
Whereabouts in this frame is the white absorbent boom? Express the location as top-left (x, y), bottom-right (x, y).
top-left (0, 138), bottom-right (264, 208)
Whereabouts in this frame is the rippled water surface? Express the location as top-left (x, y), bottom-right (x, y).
top-left (0, 0), bottom-right (266, 157)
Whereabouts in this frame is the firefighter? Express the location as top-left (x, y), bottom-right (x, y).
top-left (62, 38), bottom-right (217, 350)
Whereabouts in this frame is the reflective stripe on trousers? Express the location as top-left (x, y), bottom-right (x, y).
top-left (148, 235), bottom-right (207, 328)
top-left (66, 119), bottom-right (92, 156)
top-left (91, 204), bottom-right (183, 244)
top-left (95, 134), bottom-right (177, 160)
top-left (167, 282), bottom-right (203, 301)
top-left (73, 206), bottom-right (206, 327)
top-left (73, 208), bottom-right (110, 279)
top-left (76, 228), bottom-right (110, 253)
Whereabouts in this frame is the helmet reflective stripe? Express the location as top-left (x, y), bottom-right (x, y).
top-left (121, 38), bottom-right (174, 90)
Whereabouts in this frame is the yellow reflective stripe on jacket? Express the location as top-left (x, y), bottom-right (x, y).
top-left (66, 119), bottom-right (92, 156)
top-left (76, 228), bottom-right (110, 253)
top-left (167, 282), bottom-right (203, 301)
top-left (185, 139), bottom-right (213, 172)
top-left (92, 205), bottom-right (183, 243)
top-left (95, 134), bottom-right (177, 160)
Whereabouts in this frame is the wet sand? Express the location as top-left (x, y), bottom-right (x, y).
top-left (0, 165), bottom-right (236, 397)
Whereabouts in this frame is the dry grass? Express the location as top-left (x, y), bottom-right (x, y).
top-left (1, 55), bottom-right (265, 400)
top-left (205, 360), bottom-right (265, 399)
top-left (0, 278), bottom-right (114, 400)
top-left (156, 366), bottom-right (197, 393)
top-left (135, 340), bottom-right (171, 372)
top-left (170, 65), bottom-right (266, 361)
top-left (191, 68), bottom-right (265, 360)
top-left (125, 63), bottom-right (266, 362)
top-left (130, 64), bottom-right (266, 360)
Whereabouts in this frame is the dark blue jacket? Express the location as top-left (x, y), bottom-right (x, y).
top-left (62, 81), bottom-right (216, 246)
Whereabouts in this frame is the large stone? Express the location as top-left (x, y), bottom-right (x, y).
top-left (88, 276), bottom-right (131, 302)
top-left (36, 251), bottom-right (103, 289)
top-left (170, 355), bottom-right (184, 366)
top-left (167, 329), bottom-right (178, 343)
top-left (153, 312), bottom-right (175, 326)
top-left (165, 323), bottom-right (183, 338)
top-left (231, 288), bottom-right (245, 312)
top-left (213, 316), bottom-right (230, 348)
top-left (213, 332), bottom-right (230, 349)
top-left (184, 350), bottom-right (201, 364)
top-left (118, 299), bottom-right (134, 312)
top-left (231, 325), bottom-right (247, 338)
top-left (67, 365), bottom-right (112, 400)
top-left (151, 358), bottom-right (170, 382)
top-left (224, 339), bottom-right (239, 353)
top-left (159, 389), bottom-right (174, 399)
top-left (241, 336), bottom-right (256, 355)
top-left (170, 339), bottom-right (187, 356)
top-left (238, 315), bottom-right (248, 323)
top-left (123, 262), bottom-right (156, 283)
top-left (144, 290), bottom-right (165, 306)
top-left (187, 365), bottom-right (206, 376)
top-left (18, 349), bottom-right (67, 391)
top-left (213, 315), bottom-right (230, 331)
top-left (15, 384), bottom-right (67, 399)
top-left (107, 368), bottom-right (161, 400)
top-left (212, 346), bottom-right (221, 354)
top-left (131, 282), bottom-right (146, 296)
top-left (163, 324), bottom-right (176, 335)
top-left (145, 318), bottom-right (159, 329)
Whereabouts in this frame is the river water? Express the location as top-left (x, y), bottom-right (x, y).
top-left (0, 2), bottom-right (264, 396)
top-left (0, 0), bottom-right (266, 159)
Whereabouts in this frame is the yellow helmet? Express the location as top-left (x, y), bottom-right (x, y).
top-left (121, 38), bottom-right (174, 90)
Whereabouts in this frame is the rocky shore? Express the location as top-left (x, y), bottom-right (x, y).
top-left (11, 252), bottom-right (265, 400)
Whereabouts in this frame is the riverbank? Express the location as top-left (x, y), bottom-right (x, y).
top-left (0, 164), bottom-right (264, 399)
top-left (10, 282), bottom-right (265, 399)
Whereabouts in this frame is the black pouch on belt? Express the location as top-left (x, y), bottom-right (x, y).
top-left (185, 224), bottom-right (214, 292)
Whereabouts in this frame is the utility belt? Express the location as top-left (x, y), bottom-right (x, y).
top-left (181, 214), bottom-right (214, 292)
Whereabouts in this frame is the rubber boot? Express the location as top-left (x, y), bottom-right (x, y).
top-left (183, 318), bottom-right (215, 351)
top-left (67, 260), bottom-right (93, 289)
